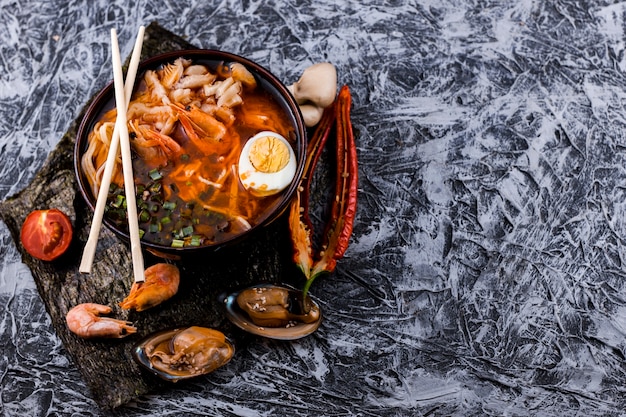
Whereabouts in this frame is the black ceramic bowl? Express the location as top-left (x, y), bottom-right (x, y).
top-left (74, 49), bottom-right (306, 257)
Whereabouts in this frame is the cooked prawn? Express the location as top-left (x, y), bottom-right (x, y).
top-left (66, 303), bottom-right (137, 339)
top-left (128, 120), bottom-right (182, 167)
top-left (119, 263), bottom-right (180, 312)
top-left (172, 104), bottom-right (230, 155)
top-left (127, 102), bottom-right (178, 135)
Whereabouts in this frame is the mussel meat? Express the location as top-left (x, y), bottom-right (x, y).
top-left (223, 284), bottom-right (322, 340)
top-left (236, 286), bottom-right (320, 327)
top-left (133, 326), bottom-right (234, 382)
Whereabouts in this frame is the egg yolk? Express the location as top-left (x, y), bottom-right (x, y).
top-left (248, 136), bottom-right (290, 173)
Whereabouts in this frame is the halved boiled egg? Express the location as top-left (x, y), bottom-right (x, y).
top-left (238, 131), bottom-right (297, 197)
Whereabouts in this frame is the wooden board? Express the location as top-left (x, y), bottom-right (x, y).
top-left (0, 22), bottom-right (295, 409)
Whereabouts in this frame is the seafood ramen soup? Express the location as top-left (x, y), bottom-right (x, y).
top-left (80, 57), bottom-right (298, 248)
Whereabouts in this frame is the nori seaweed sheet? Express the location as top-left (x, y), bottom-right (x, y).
top-left (0, 22), bottom-right (296, 409)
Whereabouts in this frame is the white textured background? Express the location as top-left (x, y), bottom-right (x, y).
top-left (3, 0), bottom-right (626, 415)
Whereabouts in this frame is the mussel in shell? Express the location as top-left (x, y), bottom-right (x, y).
top-left (133, 326), bottom-right (234, 382)
top-left (236, 286), bottom-right (320, 327)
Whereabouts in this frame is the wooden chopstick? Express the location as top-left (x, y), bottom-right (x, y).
top-left (79, 26), bottom-right (145, 275)
top-left (110, 28), bottom-right (145, 283)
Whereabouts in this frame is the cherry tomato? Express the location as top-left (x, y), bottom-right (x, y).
top-left (20, 209), bottom-right (73, 261)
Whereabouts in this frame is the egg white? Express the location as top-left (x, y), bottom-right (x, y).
top-left (238, 131), bottom-right (297, 197)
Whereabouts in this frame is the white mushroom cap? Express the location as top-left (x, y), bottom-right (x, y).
top-left (298, 104), bottom-right (325, 128)
top-left (288, 62), bottom-right (337, 127)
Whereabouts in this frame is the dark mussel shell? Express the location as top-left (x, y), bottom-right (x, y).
top-left (223, 284), bottom-right (322, 340)
top-left (133, 326), bottom-right (234, 382)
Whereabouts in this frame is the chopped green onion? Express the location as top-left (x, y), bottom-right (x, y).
top-left (149, 223), bottom-right (161, 233)
top-left (171, 239), bottom-right (185, 248)
top-left (190, 235), bottom-right (202, 246)
top-left (139, 210), bottom-right (151, 223)
top-left (138, 229), bottom-right (145, 239)
top-left (182, 225), bottom-right (194, 236)
top-left (150, 183), bottom-right (162, 193)
top-left (149, 169), bottom-right (163, 181)
top-left (163, 201), bottom-right (177, 211)
top-left (160, 216), bottom-right (172, 225)
top-left (111, 194), bottom-right (125, 208)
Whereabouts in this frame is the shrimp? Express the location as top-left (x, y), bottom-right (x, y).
top-left (127, 102), bottom-right (178, 135)
top-left (172, 104), bottom-right (230, 155)
top-left (66, 303), bottom-right (137, 339)
top-left (119, 263), bottom-right (180, 312)
top-left (128, 120), bottom-right (182, 167)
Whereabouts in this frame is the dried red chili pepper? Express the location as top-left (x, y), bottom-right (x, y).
top-left (298, 103), bottom-right (337, 236)
top-left (288, 85), bottom-right (357, 300)
top-left (288, 104), bottom-right (336, 278)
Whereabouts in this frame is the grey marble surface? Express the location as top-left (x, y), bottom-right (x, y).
top-left (3, 0), bottom-right (626, 415)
